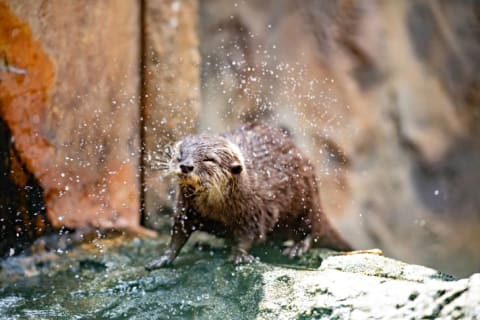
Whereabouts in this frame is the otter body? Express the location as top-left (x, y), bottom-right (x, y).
top-left (146, 123), bottom-right (351, 270)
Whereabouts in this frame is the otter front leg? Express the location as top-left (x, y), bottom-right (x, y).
top-left (229, 237), bottom-right (255, 264)
top-left (145, 230), bottom-right (189, 270)
top-left (145, 215), bottom-right (194, 271)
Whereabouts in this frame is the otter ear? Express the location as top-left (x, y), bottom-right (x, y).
top-left (230, 162), bottom-right (243, 174)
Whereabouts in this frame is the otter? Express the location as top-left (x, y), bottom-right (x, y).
top-left (145, 123), bottom-right (352, 270)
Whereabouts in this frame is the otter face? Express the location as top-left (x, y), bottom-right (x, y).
top-left (171, 135), bottom-right (244, 197)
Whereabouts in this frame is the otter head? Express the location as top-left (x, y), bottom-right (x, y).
top-left (171, 134), bottom-right (245, 201)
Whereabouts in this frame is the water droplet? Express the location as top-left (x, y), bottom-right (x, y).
top-left (171, 1), bottom-right (181, 12)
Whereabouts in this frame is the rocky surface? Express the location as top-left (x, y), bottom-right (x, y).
top-left (259, 254), bottom-right (479, 319)
top-left (0, 235), bottom-right (479, 319)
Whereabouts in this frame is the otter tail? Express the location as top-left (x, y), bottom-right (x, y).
top-left (314, 220), bottom-right (353, 252)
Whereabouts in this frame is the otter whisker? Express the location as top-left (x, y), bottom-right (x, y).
top-left (148, 161), bottom-right (170, 171)
top-left (151, 163), bottom-right (169, 169)
top-left (159, 144), bottom-right (175, 159)
top-left (152, 158), bottom-right (168, 166)
top-left (145, 145), bottom-right (177, 172)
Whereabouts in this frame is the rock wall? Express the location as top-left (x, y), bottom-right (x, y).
top-left (0, 0), bottom-right (200, 253)
top-left (0, 117), bottom-right (51, 256)
top-left (141, 0), bottom-right (200, 229)
top-left (0, 0), bottom-right (142, 233)
top-left (199, 0), bottom-right (480, 276)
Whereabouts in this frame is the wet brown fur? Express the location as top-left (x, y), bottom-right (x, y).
top-left (146, 123), bottom-right (352, 269)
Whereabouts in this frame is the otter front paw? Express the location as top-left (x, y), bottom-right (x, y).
top-left (145, 255), bottom-right (173, 271)
top-left (229, 253), bottom-right (255, 264)
top-left (228, 250), bottom-right (256, 264)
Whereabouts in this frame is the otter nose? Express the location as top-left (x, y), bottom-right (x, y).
top-left (180, 164), bottom-right (194, 173)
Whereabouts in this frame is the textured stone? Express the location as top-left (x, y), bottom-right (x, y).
top-left (1, 1), bottom-right (141, 232)
top-left (142, 0), bottom-right (200, 229)
top-left (0, 117), bottom-right (51, 256)
top-left (0, 1), bottom-right (56, 255)
top-left (258, 253), bottom-right (480, 319)
top-left (1, 237), bottom-right (478, 319)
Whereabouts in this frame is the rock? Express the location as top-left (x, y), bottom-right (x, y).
top-left (1, 0), bottom-right (206, 254)
top-left (0, 2), bottom-right (56, 255)
top-left (0, 0), bottom-right (201, 254)
top-left (0, 116), bottom-right (52, 256)
top-left (142, 0), bottom-right (200, 230)
top-left (1, 1), bottom-right (141, 232)
top-left (1, 235), bottom-right (479, 319)
top-left (258, 253), bottom-right (480, 319)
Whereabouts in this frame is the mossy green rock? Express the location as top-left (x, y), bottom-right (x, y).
top-left (1, 235), bottom-right (479, 319)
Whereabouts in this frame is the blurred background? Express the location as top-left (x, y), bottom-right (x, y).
top-left (1, 0), bottom-right (479, 277)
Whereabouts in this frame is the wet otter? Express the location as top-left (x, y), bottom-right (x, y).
top-left (145, 123), bottom-right (352, 270)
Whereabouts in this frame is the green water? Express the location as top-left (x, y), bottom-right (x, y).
top-left (0, 235), bottom-right (306, 320)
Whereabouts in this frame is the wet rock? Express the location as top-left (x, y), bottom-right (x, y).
top-left (142, 0), bottom-right (200, 229)
top-left (0, 117), bottom-right (52, 256)
top-left (318, 253), bottom-right (456, 282)
top-left (258, 253), bottom-right (480, 319)
top-left (1, 236), bottom-right (479, 319)
top-left (1, 1), bottom-right (142, 233)
top-left (0, 2), bottom-right (54, 256)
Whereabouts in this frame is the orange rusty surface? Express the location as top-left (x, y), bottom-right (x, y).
top-left (0, 2), bottom-right (55, 178)
top-left (0, 3), bottom-right (146, 233)
top-left (0, 2), bottom-right (62, 233)
top-left (8, 145), bottom-right (28, 187)
top-left (0, 3), bottom-right (56, 203)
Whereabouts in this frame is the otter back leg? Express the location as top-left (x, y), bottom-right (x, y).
top-left (282, 235), bottom-right (312, 258)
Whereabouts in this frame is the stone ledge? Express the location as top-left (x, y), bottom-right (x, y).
top-left (258, 253), bottom-right (479, 319)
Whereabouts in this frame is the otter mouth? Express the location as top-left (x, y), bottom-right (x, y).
top-left (180, 185), bottom-right (198, 198)
top-left (176, 173), bottom-right (206, 197)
